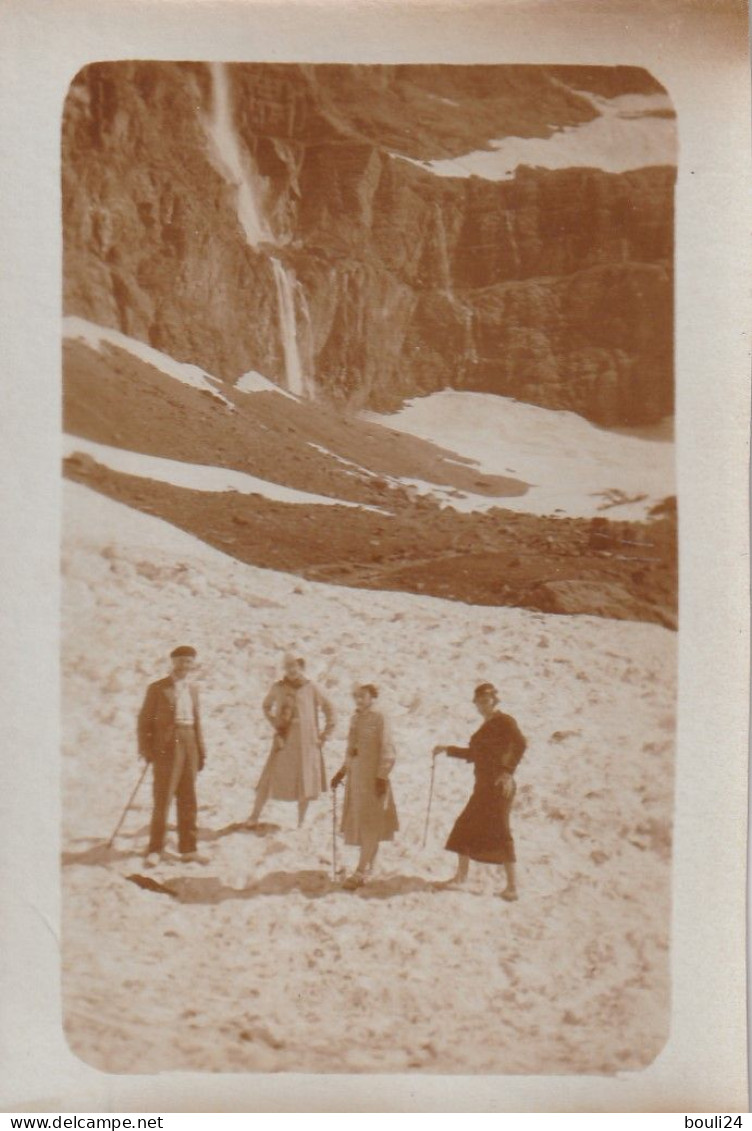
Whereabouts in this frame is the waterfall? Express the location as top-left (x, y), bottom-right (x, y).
top-left (204, 63), bottom-right (271, 248)
top-left (271, 258), bottom-right (305, 397)
top-left (203, 62), bottom-right (312, 396)
top-left (463, 306), bottom-right (478, 367)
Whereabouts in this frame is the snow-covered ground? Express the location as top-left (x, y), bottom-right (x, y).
top-left (398, 92), bottom-right (676, 180)
top-left (365, 391), bottom-right (675, 519)
top-left (63, 316), bottom-right (235, 408)
top-left (65, 318), bottom-right (673, 520)
top-left (235, 369), bottom-right (294, 398)
top-left (62, 481), bottom-right (675, 1074)
top-left (63, 434), bottom-right (387, 512)
top-left (65, 315), bottom-right (293, 403)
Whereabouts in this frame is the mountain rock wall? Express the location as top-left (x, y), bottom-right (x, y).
top-left (63, 61), bottom-right (674, 425)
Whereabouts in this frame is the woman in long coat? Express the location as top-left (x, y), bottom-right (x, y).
top-left (248, 654), bottom-right (335, 828)
top-left (433, 682), bottom-right (526, 900)
top-left (331, 684), bottom-right (399, 889)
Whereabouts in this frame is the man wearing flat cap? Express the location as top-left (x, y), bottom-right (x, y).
top-left (137, 646), bottom-right (207, 867)
top-left (433, 682), bottom-right (526, 900)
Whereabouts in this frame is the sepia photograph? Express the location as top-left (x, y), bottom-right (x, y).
top-left (0, 0), bottom-right (748, 1114)
top-left (60, 59), bottom-right (678, 1075)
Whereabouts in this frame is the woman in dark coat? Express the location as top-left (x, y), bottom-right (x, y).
top-left (433, 682), bottom-right (526, 901)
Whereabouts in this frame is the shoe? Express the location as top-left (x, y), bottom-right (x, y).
top-left (342, 871), bottom-right (366, 891)
top-left (499, 889), bottom-right (519, 902)
top-left (181, 851), bottom-right (209, 865)
top-left (143, 852), bottom-right (162, 868)
top-left (430, 877), bottom-right (468, 891)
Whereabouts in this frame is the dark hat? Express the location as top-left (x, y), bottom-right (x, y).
top-left (171, 645), bottom-right (197, 659)
top-left (473, 682), bottom-right (498, 701)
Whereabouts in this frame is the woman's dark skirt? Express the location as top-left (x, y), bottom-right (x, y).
top-left (445, 779), bottom-right (516, 864)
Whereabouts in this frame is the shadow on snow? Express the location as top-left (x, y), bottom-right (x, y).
top-left (124, 870), bottom-right (439, 902)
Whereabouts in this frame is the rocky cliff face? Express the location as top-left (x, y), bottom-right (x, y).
top-left (62, 62), bottom-right (674, 425)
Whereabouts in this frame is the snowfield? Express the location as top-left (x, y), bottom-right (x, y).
top-left (64, 317), bottom-right (674, 522)
top-left (365, 391), bottom-right (674, 519)
top-left (397, 92), bottom-right (676, 181)
top-left (62, 482), bottom-right (675, 1075)
top-left (63, 435), bottom-right (388, 512)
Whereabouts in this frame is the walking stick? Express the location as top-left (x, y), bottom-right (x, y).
top-left (422, 755), bottom-right (437, 849)
top-left (106, 762), bottom-right (150, 848)
top-left (331, 784), bottom-right (339, 881)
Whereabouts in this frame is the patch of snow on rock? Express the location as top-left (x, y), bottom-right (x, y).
top-left (63, 434), bottom-right (388, 512)
top-left (364, 391), bottom-right (674, 520)
top-left (397, 92), bottom-right (676, 180)
top-left (235, 369), bottom-right (295, 399)
top-left (63, 316), bottom-right (234, 408)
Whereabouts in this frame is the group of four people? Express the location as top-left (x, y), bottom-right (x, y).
top-left (136, 646), bottom-right (526, 899)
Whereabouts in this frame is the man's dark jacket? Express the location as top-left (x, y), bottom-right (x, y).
top-left (137, 677), bottom-right (206, 769)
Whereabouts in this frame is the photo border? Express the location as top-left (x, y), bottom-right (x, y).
top-left (0, 0), bottom-right (748, 1112)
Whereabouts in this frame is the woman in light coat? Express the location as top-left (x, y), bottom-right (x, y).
top-left (248, 654), bottom-right (335, 828)
top-left (331, 684), bottom-right (398, 889)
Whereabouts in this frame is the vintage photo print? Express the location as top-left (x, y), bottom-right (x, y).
top-left (60, 57), bottom-right (678, 1076)
top-left (1, 0), bottom-right (749, 1114)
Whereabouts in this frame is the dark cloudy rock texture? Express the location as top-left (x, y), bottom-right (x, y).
top-left (62, 62), bottom-right (674, 426)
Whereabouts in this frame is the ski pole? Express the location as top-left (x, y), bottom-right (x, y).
top-left (422, 754), bottom-right (437, 849)
top-left (106, 762), bottom-right (150, 848)
top-left (331, 783), bottom-right (339, 881)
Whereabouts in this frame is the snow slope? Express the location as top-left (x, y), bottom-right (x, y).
top-left (63, 435), bottom-right (387, 512)
top-left (62, 482), bottom-right (675, 1074)
top-left (365, 391), bottom-right (675, 519)
top-left (65, 318), bottom-right (673, 521)
top-left (399, 92), bottom-right (676, 180)
top-left (63, 317), bottom-right (235, 407)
